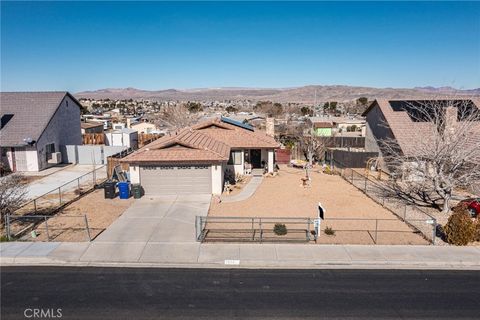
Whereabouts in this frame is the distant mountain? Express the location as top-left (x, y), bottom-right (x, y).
top-left (75, 85), bottom-right (480, 103)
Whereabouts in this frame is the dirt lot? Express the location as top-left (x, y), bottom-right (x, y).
top-left (209, 165), bottom-right (428, 245)
top-left (14, 189), bottom-right (134, 242)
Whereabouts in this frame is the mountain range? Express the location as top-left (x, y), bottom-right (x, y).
top-left (75, 85), bottom-right (480, 103)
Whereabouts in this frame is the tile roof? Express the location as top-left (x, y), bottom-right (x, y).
top-left (122, 117), bottom-right (279, 164)
top-left (81, 122), bottom-right (104, 129)
top-left (0, 92), bottom-right (80, 146)
top-left (365, 99), bottom-right (480, 158)
top-left (121, 128), bottom-right (231, 163)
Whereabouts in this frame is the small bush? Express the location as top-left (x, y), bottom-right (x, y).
top-left (443, 210), bottom-right (476, 246)
top-left (324, 226), bottom-right (335, 236)
top-left (273, 223), bottom-right (288, 236)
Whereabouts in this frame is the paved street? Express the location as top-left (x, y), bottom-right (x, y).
top-left (2, 267), bottom-right (479, 319)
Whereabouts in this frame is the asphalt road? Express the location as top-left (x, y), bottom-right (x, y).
top-left (1, 267), bottom-right (479, 319)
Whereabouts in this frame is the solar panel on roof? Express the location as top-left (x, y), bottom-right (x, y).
top-left (220, 116), bottom-right (254, 131)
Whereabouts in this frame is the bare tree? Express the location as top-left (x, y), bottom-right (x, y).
top-left (0, 174), bottom-right (27, 234)
top-left (378, 99), bottom-right (480, 213)
top-left (295, 125), bottom-right (330, 179)
top-left (153, 103), bottom-right (201, 131)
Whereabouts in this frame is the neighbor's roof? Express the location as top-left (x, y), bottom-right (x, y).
top-left (0, 92), bottom-right (81, 147)
top-left (121, 128), bottom-right (231, 163)
top-left (122, 117), bottom-right (279, 164)
top-left (363, 98), bottom-right (480, 157)
top-left (81, 122), bottom-right (104, 129)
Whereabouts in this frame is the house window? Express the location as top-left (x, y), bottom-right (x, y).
top-left (45, 143), bottom-right (55, 161)
top-left (228, 151), bottom-right (242, 165)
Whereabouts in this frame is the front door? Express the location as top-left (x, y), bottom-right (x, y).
top-left (250, 149), bottom-right (261, 168)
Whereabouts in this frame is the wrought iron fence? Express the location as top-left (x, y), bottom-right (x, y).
top-left (196, 216), bottom-right (314, 243)
top-left (195, 215), bottom-right (435, 244)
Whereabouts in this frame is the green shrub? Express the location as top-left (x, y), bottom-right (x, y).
top-left (324, 226), bottom-right (335, 236)
top-left (443, 210), bottom-right (476, 246)
top-left (273, 223), bottom-right (287, 236)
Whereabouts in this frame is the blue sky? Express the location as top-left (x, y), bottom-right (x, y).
top-left (1, 1), bottom-right (479, 92)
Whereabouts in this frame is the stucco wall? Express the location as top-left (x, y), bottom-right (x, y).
top-left (211, 163), bottom-right (224, 194)
top-left (36, 95), bottom-right (82, 170)
top-left (129, 165), bottom-right (140, 184)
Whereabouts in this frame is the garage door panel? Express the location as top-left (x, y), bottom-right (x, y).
top-left (140, 165), bottom-right (211, 195)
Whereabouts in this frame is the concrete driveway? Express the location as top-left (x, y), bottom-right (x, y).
top-left (79, 194), bottom-right (211, 263)
top-left (26, 165), bottom-right (106, 199)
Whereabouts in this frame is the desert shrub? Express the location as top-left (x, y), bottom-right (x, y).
top-left (273, 223), bottom-right (287, 236)
top-left (443, 210), bottom-right (476, 246)
top-left (324, 226), bottom-right (335, 236)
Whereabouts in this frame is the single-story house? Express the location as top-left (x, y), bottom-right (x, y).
top-left (121, 117), bottom-right (280, 195)
top-left (81, 121), bottom-right (104, 134)
top-left (105, 128), bottom-right (138, 149)
top-left (0, 92), bottom-right (82, 172)
top-left (130, 121), bottom-right (158, 134)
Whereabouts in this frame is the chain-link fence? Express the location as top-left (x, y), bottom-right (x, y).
top-left (5, 214), bottom-right (91, 242)
top-left (14, 165), bottom-right (107, 216)
top-left (331, 161), bottom-right (437, 244)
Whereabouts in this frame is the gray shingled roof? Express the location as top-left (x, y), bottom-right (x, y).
top-left (0, 92), bottom-right (79, 147)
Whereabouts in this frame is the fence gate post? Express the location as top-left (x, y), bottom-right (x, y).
top-left (351, 170), bottom-right (354, 183)
top-left (364, 176), bottom-right (367, 192)
top-left (432, 219), bottom-right (437, 245)
top-left (259, 218), bottom-right (263, 243)
top-left (251, 218), bottom-right (255, 241)
top-left (84, 214), bottom-right (92, 241)
top-left (58, 187), bottom-right (62, 205)
top-left (44, 217), bottom-right (50, 241)
top-left (6, 214), bottom-right (11, 241)
top-left (374, 219), bottom-right (378, 244)
top-left (34, 199), bottom-right (37, 214)
top-left (77, 178), bottom-right (81, 194)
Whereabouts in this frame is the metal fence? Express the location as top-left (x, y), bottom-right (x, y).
top-left (331, 160), bottom-right (437, 244)
top-left (196, 216), bottom-right (314, 243)
top-left (14, 165), bottom-right (107, 216)
top-left (5, 214), bottom-right (91, 242)
top-left (195, 215), bottom-right (433, 245)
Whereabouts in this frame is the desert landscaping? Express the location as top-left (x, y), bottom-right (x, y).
top-left (209, 165), bottom-right (428, 245)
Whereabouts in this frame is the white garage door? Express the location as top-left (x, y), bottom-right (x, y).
top-left (140, 165), bottom-right (212, 195)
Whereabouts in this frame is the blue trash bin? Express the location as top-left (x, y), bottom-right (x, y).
top-left (117, 182), bottom-right (130, 199)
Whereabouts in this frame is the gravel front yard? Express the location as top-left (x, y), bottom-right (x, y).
top-left (16, 189), bottom-right (134, 242)
top-left (208, 165), bottom-right (428, 245)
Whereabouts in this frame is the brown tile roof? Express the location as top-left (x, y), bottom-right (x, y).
top-left (192, 118), bottom-right (280, 149)
top-left (0, 92), bottom-right (81, 147)
top-left (365, 99), bottom-right (480, 158)
top-left (122, 117), bottom-right (280, 164)
top-left (121, 128), bottom-right (230, 163)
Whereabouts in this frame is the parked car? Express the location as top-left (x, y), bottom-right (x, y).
top-left (456, 198), bottom-right (480, 218)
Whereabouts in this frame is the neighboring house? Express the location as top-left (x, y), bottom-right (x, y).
top-left (308, 116), bottom-right (366, 137)
top-left (312, 121), bottom-right (334, 136)
top-left (130, 121), bottom-right (158, 134)
top-left (105, 128), bottom-right (138, 149)
top-left (363, 98), bottom-right (480, 162)
top-left (0, 92), bottom-right (82, 172)
top-left (121, 117), bottom-right (279, 195)
top-left (81, 122), bottom-right (104, 134)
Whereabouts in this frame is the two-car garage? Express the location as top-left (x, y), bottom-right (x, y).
top-left (139, 165), bottom-right (212, 195)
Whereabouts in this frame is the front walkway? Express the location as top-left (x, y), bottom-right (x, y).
top-left (221, 176), bottom-right (263, 203)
